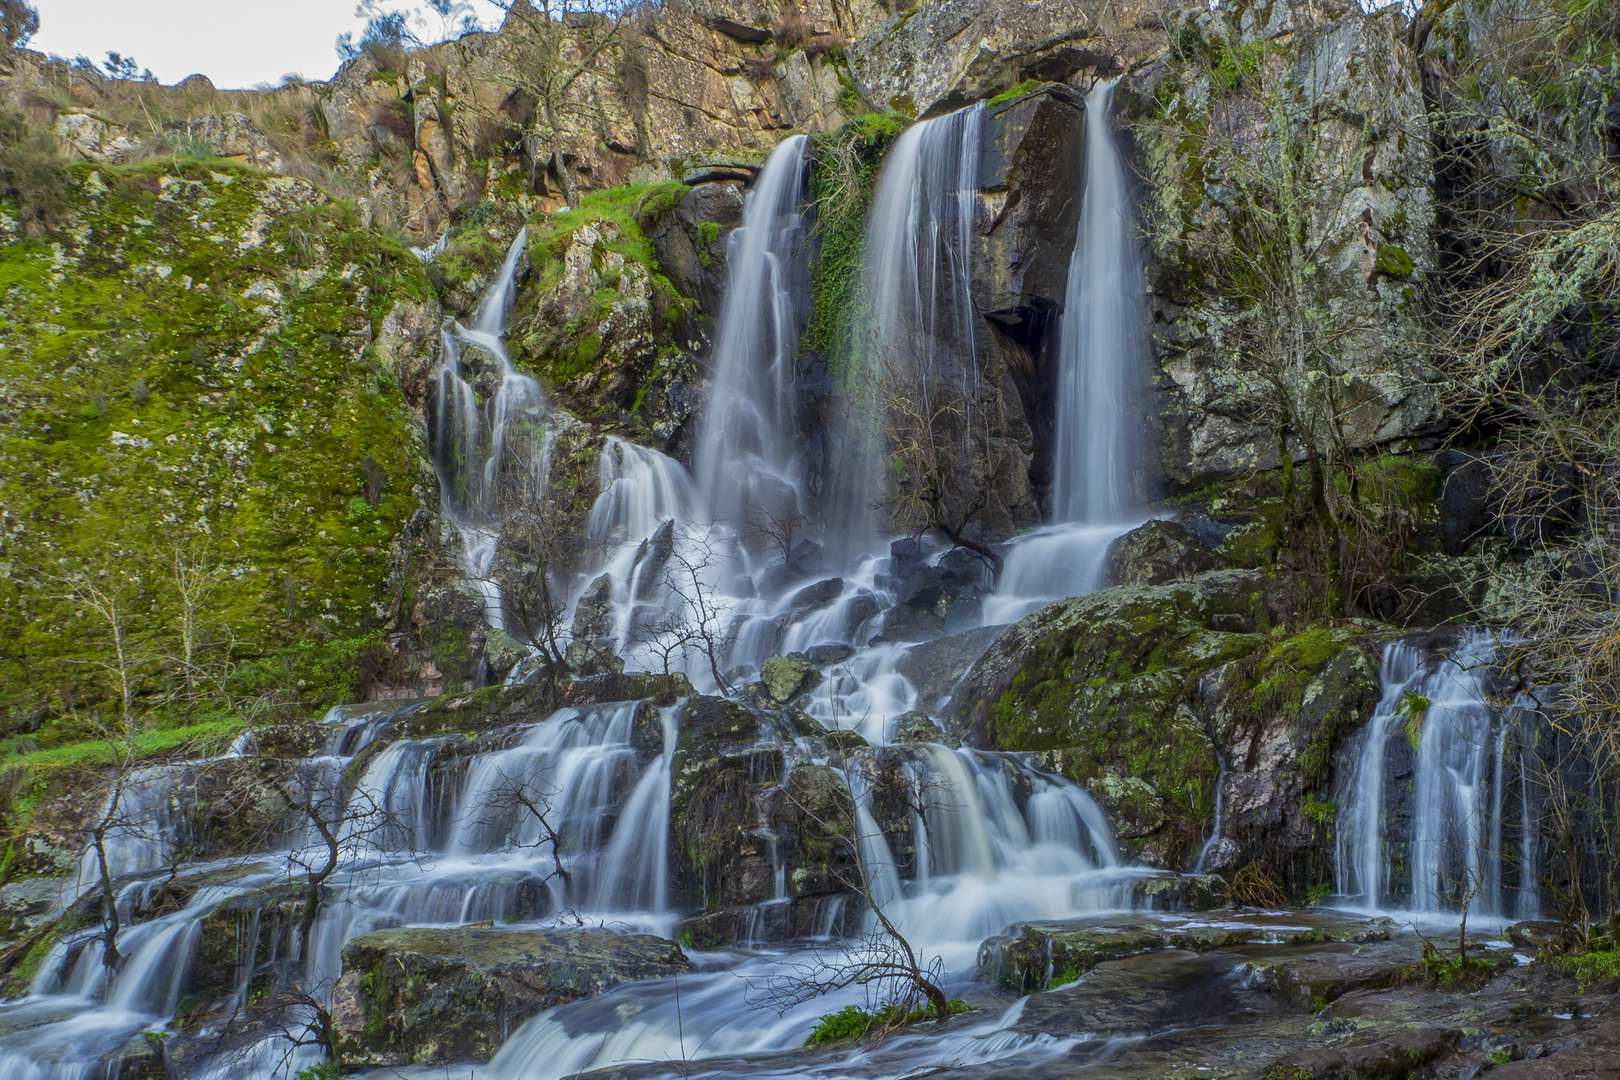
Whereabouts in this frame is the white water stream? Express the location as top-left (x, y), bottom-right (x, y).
top-left (988, 80), bottom-right (1151, 624)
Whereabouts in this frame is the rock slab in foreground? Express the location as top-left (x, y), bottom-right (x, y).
top-left (331, 926), bottom-right (689, 1066)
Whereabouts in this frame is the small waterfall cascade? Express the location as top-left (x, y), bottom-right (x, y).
top-left (988, 80), bottom-right (1152, 622)
top-left (426, 229), bottom-right (548, 630)
top-left (1334, 632), bottom-right (1540, 920)
top-left (486, 743), bottom-right (1128, 1080)
top-left (693, 135), bottom-right (811, 532)
top-left (3, 696), bottom-right (680, 1080)
top-left (828, 104), bottom-right (984, 560)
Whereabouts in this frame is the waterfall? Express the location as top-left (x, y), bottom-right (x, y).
top-left (988, 80), bottom-right (1150, 620)
top-left (829, 104), bottom-right (983, 559)
top-left (693, 135), bottom-right (810, 532)
top-left (0, 97), bottom-right (1187, 1080)
top-left (486, 745), bottom-right (1126, 1080)
top-left (427, 229), bottom-right (546, 631)
top-left (1334, 632), bottom-right (1539, 920)
top-left (1052, 80), bottom-right (1147, 525)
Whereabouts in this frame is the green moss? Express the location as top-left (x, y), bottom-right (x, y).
top-left (1301, 795), bottom-right (1337, 825)
top-left (987, 80), bottom-right (1043, 108)
top-left (0, 162), bottom-right (429, 728)
top-left (805, 998), bottom-right (970, 1047)
top-left (1374, 243), bottom-right (1415, 278)
top-left (982, 580), bottom-right (1264, 830)
top-left (1399, 690), bottom-right (1430, 751)
top-left (10, 927), bottom-right (62, 987)
top-left (1548, 947), bottom-right (1620, 990)
top-left (0, 715), bottom-right (245, 776)
top-left (805, 113), bottom-right (908, 377)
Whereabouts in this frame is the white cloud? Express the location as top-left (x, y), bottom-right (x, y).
top-left (29, 1), bottom-right (507, 91)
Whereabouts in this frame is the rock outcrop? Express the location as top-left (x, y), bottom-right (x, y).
top-left (951, 563), bottom-right (1384, 880)
top-left (331, 926), bottom-right (689, 1066)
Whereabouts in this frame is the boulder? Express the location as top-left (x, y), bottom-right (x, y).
top-left (951, 568), bottom-right (1383, 879)
top-left (894, 623), bottom-right (1007, 712)
top-left (979, 921), bottom-right (1167, 993)
top-left (1103, 519), bottom-right (1224, 587)
top-left (788, 577), bottom-right (844, 611)
top-left (482, 628), bottom-right (529, 679)
top-left (331, 926), bottom-right (688, 1066)
top-left (893, 711), bottom-right (958, 748)
top-left (1243, 939), bottom-right (1428, 1008)
top-left (758, 654), bottom-right (822, 705)
top-left (1264, 1026), bottom-right (1460, 1080)
top-left (571, 574), bottom-right (615, 640)
top-left (803, 642), bottom-right (856, 667)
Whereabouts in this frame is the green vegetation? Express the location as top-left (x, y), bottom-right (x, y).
top-left (986, 79), bottom-right (1041, 108)
top-left (1420, 938), bottom-right (1496, 988)
top-left (0, 160), bottom-right (431, 744)
top-left (1301, 795), bottom-right (1337, 826)
top-left (515, 179), bottom-right (695, 395)
top-left (1398, 691), bottom-right (1430, 752)
top-left (805, 113), bottom-right (907, 377)
top-left (1548, 947), bottom-right (1620, 990)
top-left (804, 998), bottom-right (971, 1047)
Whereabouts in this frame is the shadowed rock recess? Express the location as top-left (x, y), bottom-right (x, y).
top-left (1, 0), bottom-right (1619, 1077)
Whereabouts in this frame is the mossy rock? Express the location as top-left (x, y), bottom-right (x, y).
top-left (0, 161), bottom-right (436, 728)
top-left (330, 926), bottom-right (688, 1066)
top-left (951, 570), bottom-right (1276, 854)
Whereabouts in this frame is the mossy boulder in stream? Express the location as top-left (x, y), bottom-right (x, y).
top-left (951, 568), bottom-right (1383, 883)
top-left (330, 926), bottom-right (688, 1066)
top-left (951, 570), bottom-right (1273, 863)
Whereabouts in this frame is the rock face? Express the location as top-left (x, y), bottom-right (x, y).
top-left (978, 910), bottom-right (1392, 992)
top-left (669, 695), bottom-right (859, 912)
top-left (1134, 2), bottom-right (1440, 488)
top-left (847, 0), bottom-right (1157, 119)
top-left (331, 926), bottom-right (689, 1066)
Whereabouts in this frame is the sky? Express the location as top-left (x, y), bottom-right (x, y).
top-left (29, 1), bottom-right (509, 90)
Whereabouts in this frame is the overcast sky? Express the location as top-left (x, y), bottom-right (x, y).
top-left (29, 1), bottom-right (508, 90)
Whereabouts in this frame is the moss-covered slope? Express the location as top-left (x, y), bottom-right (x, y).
top-left (0, 161), bottom-right (432, 729)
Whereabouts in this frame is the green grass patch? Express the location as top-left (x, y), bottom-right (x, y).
top-left (805, 998), bottom-right (972, 1047)
top-left (1549, 947), bottom-right (1620, 990)
top-left (987, 79), bottom-right (1042, 107)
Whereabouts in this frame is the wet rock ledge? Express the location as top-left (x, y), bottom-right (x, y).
top-left (331, 926), bottom-right (689, 1066)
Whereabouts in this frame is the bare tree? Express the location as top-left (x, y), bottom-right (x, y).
top-left (481, 0), bottom-right (653, 207)
top-left (167, 536), bottom-right (228, 695)
top-left (40, 558), bottom-right (159, 747)
top-left (759, 764), bottom-right (960, 1034)
top-left (470, 765), bottom-right (574, 900)
top-left (628, 528), bottom-right (735, 694)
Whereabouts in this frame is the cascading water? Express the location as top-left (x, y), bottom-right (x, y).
top-left (427, 229), bottom-right (546, 630)
top-left (1334, 633), bottom-right (1539, 920)
top-left (482, 743), bottom-right (1128, 1080)
top-left (0, 94), bottom-right (1183, 1080)
top-left (829, 104), bottom-right (983, 561)
top-left (693, 134), bottom-right (810, 532)
top-left (1051, 81), bottom-right (1147, 526)
top-left (988, 80), bottom-right (1152, 623)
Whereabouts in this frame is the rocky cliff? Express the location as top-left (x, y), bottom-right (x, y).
top-left (0, 4), bottom-right (1617, 1062)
